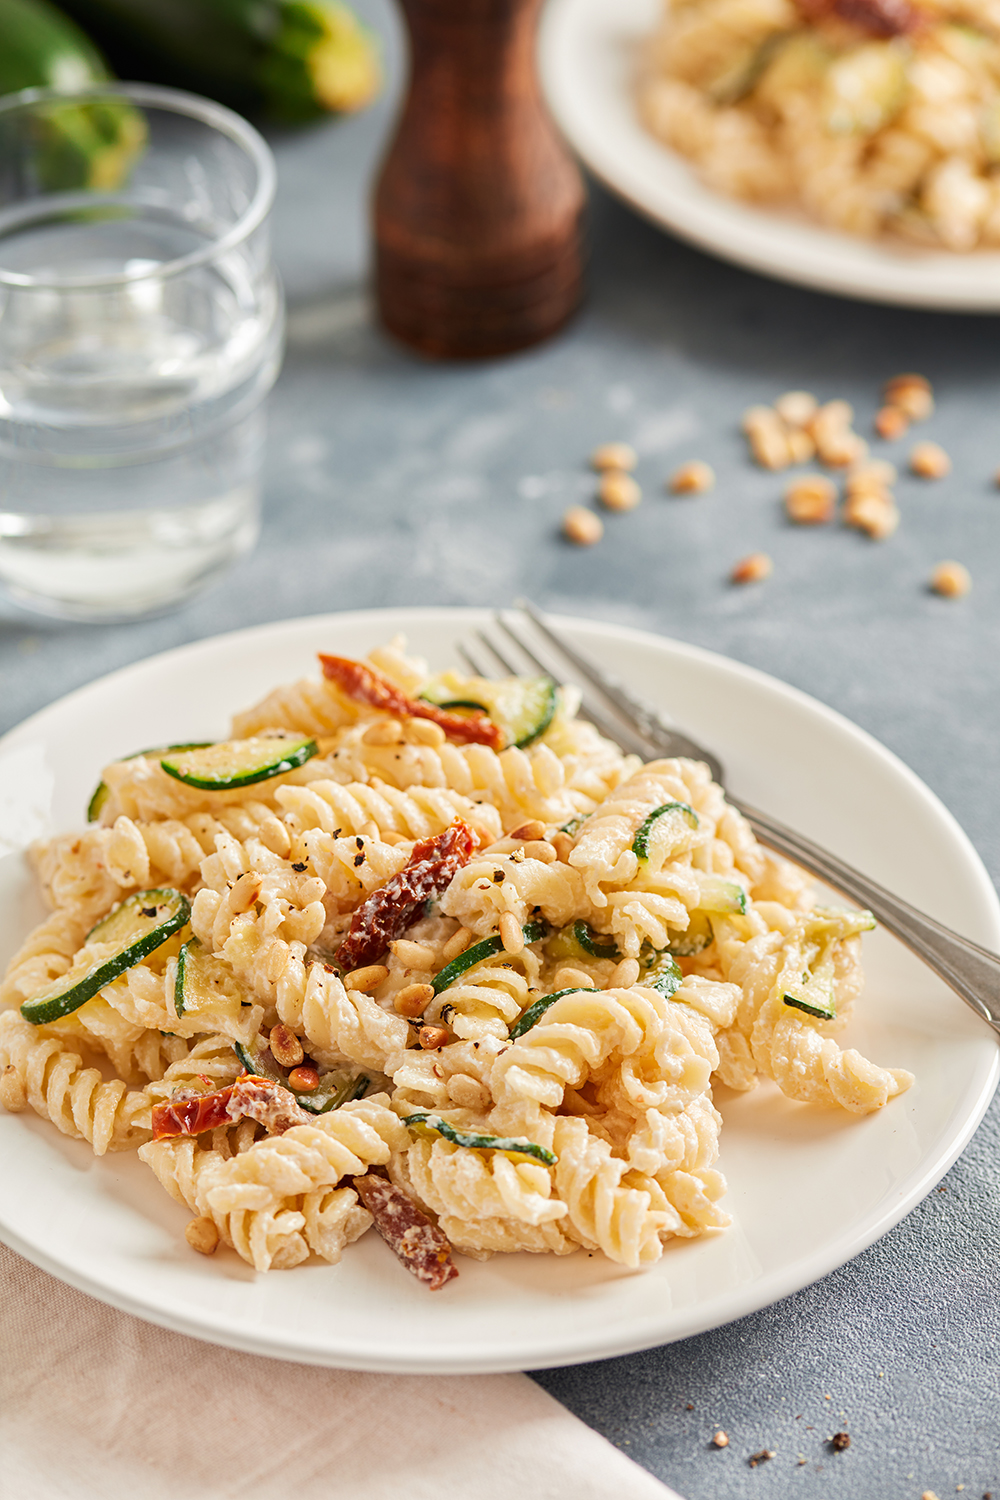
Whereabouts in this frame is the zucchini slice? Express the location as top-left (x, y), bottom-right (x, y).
top-left (546, 920), bottom-right (619, 964)
top-left (87, 741), bottom-right (212, 821)
top-left (509, 985), bottom-right (595, 1039)
top-left (781, 907), bottom-right (876, 1022)
top-left (403, 1112), bottom-right (557, 1166)
top-left (232, 1039), bottom-right (369, 1113)
top-left (641, 948), bottom-right (683, 999)
top-left (694, 877), bottom-right (747, 915)
top-left (667, 912), bottom-right (714, 956)
top-left (22, 887), bottom-right (190, 1025)
top-left (160, 733), bottom-right (318, 790)
top-left (420, 673), bottom-right (557, 749)
top-left (632, 802), bottom-right (699, 862)
top-left (431, 920), bottom-right (547, 996)
top-left (174, 937), bottom-right (247, 1021)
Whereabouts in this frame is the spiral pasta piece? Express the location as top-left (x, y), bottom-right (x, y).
top-left (428, 953), bottom-right (536, 1041)
top-left (550, 1115), bottom-right (676, 1267)
top-left (0, 907), bottom-right (88, 1007)
top-left (441, 852), bottom-right (593, 936)
top-left (48, 995), bottom-right (190, 1083)
top-left (405, 1133), bottom-right (568, 1228)
top-left (139, 1096), bottom-right (405, 1270)
top-left (276, 776), bottom-right (502, 846)
top-left (0, 1009), bottom-right (149, 1154)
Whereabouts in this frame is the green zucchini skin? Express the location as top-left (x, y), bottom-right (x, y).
top-left (632, 802), bottom-right (699, 861)
top-left (509, 986), bottom-right (595, 1039)
top-left (159, 735), bottom-right (318, 791)
top-left (21, 888), bottom-right (190, 1025)
top-left (54, 0), bottom-right (380, 121)
top-left (403, 1112), bottom-right (557, 1167)
top-left (430, 920), bottom-right (548, 997)
top-left (0, 0), bottom-right (109, 95)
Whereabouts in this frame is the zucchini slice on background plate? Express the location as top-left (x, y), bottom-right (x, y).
top-left (160, 733), bottom-right (318, 790)
top-left (420, 673), bottom-right (557, 749)
top-left (632, 801), bottom-right (699, 862)
top-left (21, 888), bottom-right (190, 1024)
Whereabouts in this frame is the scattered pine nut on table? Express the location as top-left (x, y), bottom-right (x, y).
top-left (669, 459), bottom-right (714, 494)
top-left (785, 475), bottom-right (837, 524)
top-left (930, 561), bottom-right (971, 597)
top-left (562, 505), bottom-right (603, 545)
top-left (598, 471), bottom-right (641, 511)
top-left (910, 441), bottom-right (951, 478)
top-left (731, 552), bottom-right (773, 583)
top-left (590, 441), bottom-right (636, 472)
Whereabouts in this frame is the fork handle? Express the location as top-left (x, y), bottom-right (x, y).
top-left (732, 797), bottom-right (1000, 1035)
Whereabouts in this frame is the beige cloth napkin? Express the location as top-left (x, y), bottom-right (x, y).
top-left (0, 1244), bottom-right (682, 1500)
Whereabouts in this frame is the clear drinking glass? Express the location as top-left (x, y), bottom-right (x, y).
top-left (0, 82), bottom-right (284, 621)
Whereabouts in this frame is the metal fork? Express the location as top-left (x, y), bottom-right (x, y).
top-left (458, 601), bottom-right (1000, 1038)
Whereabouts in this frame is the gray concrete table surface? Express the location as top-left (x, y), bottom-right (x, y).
top-left (2, 2), bottom-right (999, 1496)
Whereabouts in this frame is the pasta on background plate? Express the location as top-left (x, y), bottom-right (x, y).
top-left (0, 640), bottom-right (912, 1285)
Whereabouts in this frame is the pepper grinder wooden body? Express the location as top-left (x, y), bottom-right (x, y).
top-left (375, 0), bottom-right (586, 359)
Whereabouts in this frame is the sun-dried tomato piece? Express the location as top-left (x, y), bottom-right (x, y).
top-left (336, 820), bottom-right (477, 971)
top-left (798, 0), bottom-right (920, 34)
top-left (151, 1084), bottom-right (236, 1139)
top-left (319, 654), bottom-right (504, 750)
top-left (353, 1172), bottom-right (458, 1290)
top-left (150, 1076), bottom-right (309, 1140)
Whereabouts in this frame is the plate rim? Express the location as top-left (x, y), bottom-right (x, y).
top-left (538, 0), bottom-right (1000, 312)
top-left (0, 604), bottom-right (997, 1373)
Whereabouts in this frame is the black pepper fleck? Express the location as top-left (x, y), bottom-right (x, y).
top-left (353, 853), bottom-right (366, 867)
top-left (831, 1433), bottom-right (851, 1452)
top-left (291, 862), bottom-right (308, 872)
top-left (748, 1450), bottom-right (775, 1468)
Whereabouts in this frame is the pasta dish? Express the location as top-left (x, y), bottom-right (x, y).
top-left (0, 640), bottom-right (912, 1287)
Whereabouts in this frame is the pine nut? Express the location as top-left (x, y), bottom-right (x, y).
top-left (499, 912), bottom-right (524, 954)
top-left (743, 408), bottom-right (791, 470)
top-left (507, 820), bottom-right (546, 842)
top-left (669, 460), bottom-right (715, 494)
top-left (344, 964), bottom-right (389, 992)
top-left (874, 405), bottom-right (909, 440)
top-left (407, 718), bottom-right (446, 746)
top-left (712, 1431), bottom-right (730, 1449)
top-left (844, 492), bottom-right (899, 539)
top-left (731, 552), bottom-right (773, 584)
top-left (362, 719), bottom-right (403, 745)
top-left (611, 957), bottom-right (641, 987)
top-left (786, 427), bottom-right (816, 465)
top-left (885, 374), bottom-right (933, 421)
top-left (785, 475), bottom-right (836, 524)
top-left (563, 506), bottom-right (604, 545)
top-left (774, 391), bottom-right (817, 427)
top-left (930, 561), bottom-right (971, 597)
top-left (550, 831), bottom-right (575, 863)
top-left (0, 1065), bottom-right (26, 1112)
top-left (599, 471), bottom-right (641, 511)
top-left (229, 872), bottom-right (262, 913)
top-left (185, 1217), bottom-right (220, 1255)
top-left (910, 441), bottom-right (951, 478)
top-left (287, 1065), bottom-right (320, 1091)
top-left (820, 433), bottom-right (868, 468)
top-left (391, 939), bottom-right (436, 969)
top-left (441, 927), bottom-right (473, 964)
top-left (269, 1023), bottom-right (304, 1069)
top-left (394, 982), bottom-right (434, 1016)
top-left (591, 442), bottom-right (637, 472)
top-left (553, 966), bottom-right (596, 991)
top-left (522, 840), bottom-right (557, 863)
top-left (418, 1024), bottom-right (450, 1050)
top-left (287, 1068), bottom-right (319, 1092)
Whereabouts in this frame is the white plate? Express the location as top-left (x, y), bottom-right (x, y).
top-left (0, 608), bottom-right (997, 1373)
top-left (539, 0), bottom-right (1000, 310)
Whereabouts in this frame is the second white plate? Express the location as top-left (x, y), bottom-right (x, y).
top-left (0, 608), bottom-right (997, 1372)
top-left (539, 0), bottom-right (1000, 310)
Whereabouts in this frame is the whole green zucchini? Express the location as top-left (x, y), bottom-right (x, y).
top-left (0, 0), bottom-right (146, 191)
top-left (55, 0), bottom-right (381, 121)
top-left (0, 0), bottom-right (108, 96)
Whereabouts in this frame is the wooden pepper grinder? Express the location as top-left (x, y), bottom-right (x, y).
top-left (375, 0), bottom-right (586, 359)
